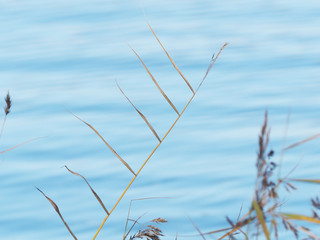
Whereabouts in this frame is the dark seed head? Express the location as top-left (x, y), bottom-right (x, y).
top-left (4, 91), bottom-right (12, 115)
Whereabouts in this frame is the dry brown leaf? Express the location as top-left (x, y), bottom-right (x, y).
top-left (36, 187), bottom-right (78, 240)
top-left (147, 22), bottom-right (194, 94)
top-left (116, 82), bottom-right (161, 142)
top-left (70, 112), bottom-right (136, 176)
top-left (64, 166), bottom-right (109, 214)
top-left (129, 45), bottom-right (180, 115)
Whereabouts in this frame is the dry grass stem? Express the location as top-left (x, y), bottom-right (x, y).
top-left (129, 45), bottom-right (180, 115)
top-left (69, 111), bottom-right (136, 176)
top-left (188, 216), bottom-right (206, 240)
top-left (36, 187), bottom-right (78, 240)
top-left (252, 200), bottom-right (270, 240)
top-left (297, 225), bottom-right (320, 240)
top-left (64, 166), bottom-right (109, 214)
top-left (0, 137), bottom-right (43, 154)
top-left (116, 82), bottom-right (161, 142)
top-left (146, 22), bottom-right (195, 94)
top-left (284, 133), bottom-right (320, 151)
top-left (124, 214), bottom-right (146, 240)
top-left (196, 43), bottom-right (228, 92)
top-left (92, 41), bottom-right (227, 240)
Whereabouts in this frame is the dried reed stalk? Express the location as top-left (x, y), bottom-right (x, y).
top-left (188, 216), bottom-right (206, 240)
top-left (92, 36), bottom-right (227, 239)
top-left (0, 137), bottom-right (43, 154)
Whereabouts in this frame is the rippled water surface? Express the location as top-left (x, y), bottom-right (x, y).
top-left (1, 1), bottom-right (320, 239)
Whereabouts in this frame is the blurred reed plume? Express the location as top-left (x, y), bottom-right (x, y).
top-left (205, 111), bottom-right (320, 240)
top-left (0, 91), bottom-right (12, 138)
top-left (37, 21), bottom-right (227, 240)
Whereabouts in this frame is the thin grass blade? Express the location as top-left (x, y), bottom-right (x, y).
top-left (124, 214), bottom-right (146, 240)
top-left (116, 82), bottom-right (161, 142)
top-left (217, 225), bottom-right (246, 240)
top-left (70, 112), bottom-right (136, 176)
top-left (196, 43), bottom-right (228, 92)
top-left (284, 133), bottom-right (320, 151)
top-left (297, 225), bottom-right (320, 240)
top-left (188, 216), bottom-right (206, 240)
top-left (147, 22), bottom-right (194, 94)
top-left (36, 187), bottom-right (78, 240)
top-left (289, 178), bottom-right (320, 184)
top-left (252, 200), bottom-right (270, 240)
top-left (0, 137), bottom-right (43, 154)
top-left (64, 166), bottom-right (109, 214)
top-left (129, 45), bottom-right (179, 115)
top-left (279, 213), bottom-right (320, 224)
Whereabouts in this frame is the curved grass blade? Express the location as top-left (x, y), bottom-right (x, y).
top-left (116, 82), bottom-right (161, 142)
top-left (284, 133), bottom-right (320, 151)
top-left (146, 22), bottom-right (194, 94)
top-left (252, 200), bottom-right (270, 240)
top-left (129, 45), bottom-right (180, 115)
top-left (70, 112), bottom-right (136, 176)
top-left (279, 213), bottom-right (320, 224)
top-left (36, 187), bottom-right (77, 240)
top-left (196, 43), bottom-right (228, 92)
top-left (289, 178), bottom-right (320, 184)
top-left (64, 166), bottom-right (109, 215)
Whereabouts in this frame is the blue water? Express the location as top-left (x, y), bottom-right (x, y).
top-left (1, 1), bottom-right (320, 239)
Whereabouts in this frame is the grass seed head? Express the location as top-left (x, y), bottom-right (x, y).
top-left (4, 91), bottom-right (12, 115)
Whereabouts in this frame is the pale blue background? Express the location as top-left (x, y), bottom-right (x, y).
top-left (1, 0), bottom-right (320, 239)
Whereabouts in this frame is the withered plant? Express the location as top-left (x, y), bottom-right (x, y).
top-left (127, 217), bottom-right (168, 240)
top-left (205, 112), bottom-right (320, 240)
top-left (37, 22), bottom-right (227, 240)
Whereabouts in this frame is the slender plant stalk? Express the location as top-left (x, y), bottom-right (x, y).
top-left (92, 43), bottom-right (227, 240)
top-left (0, 137), bottom-right (43, 154)
top-left (0, 115), bottom-right (7, 139)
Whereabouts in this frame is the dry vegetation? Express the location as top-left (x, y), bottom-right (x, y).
top-left (2, 23), bottom-right (320, 240)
